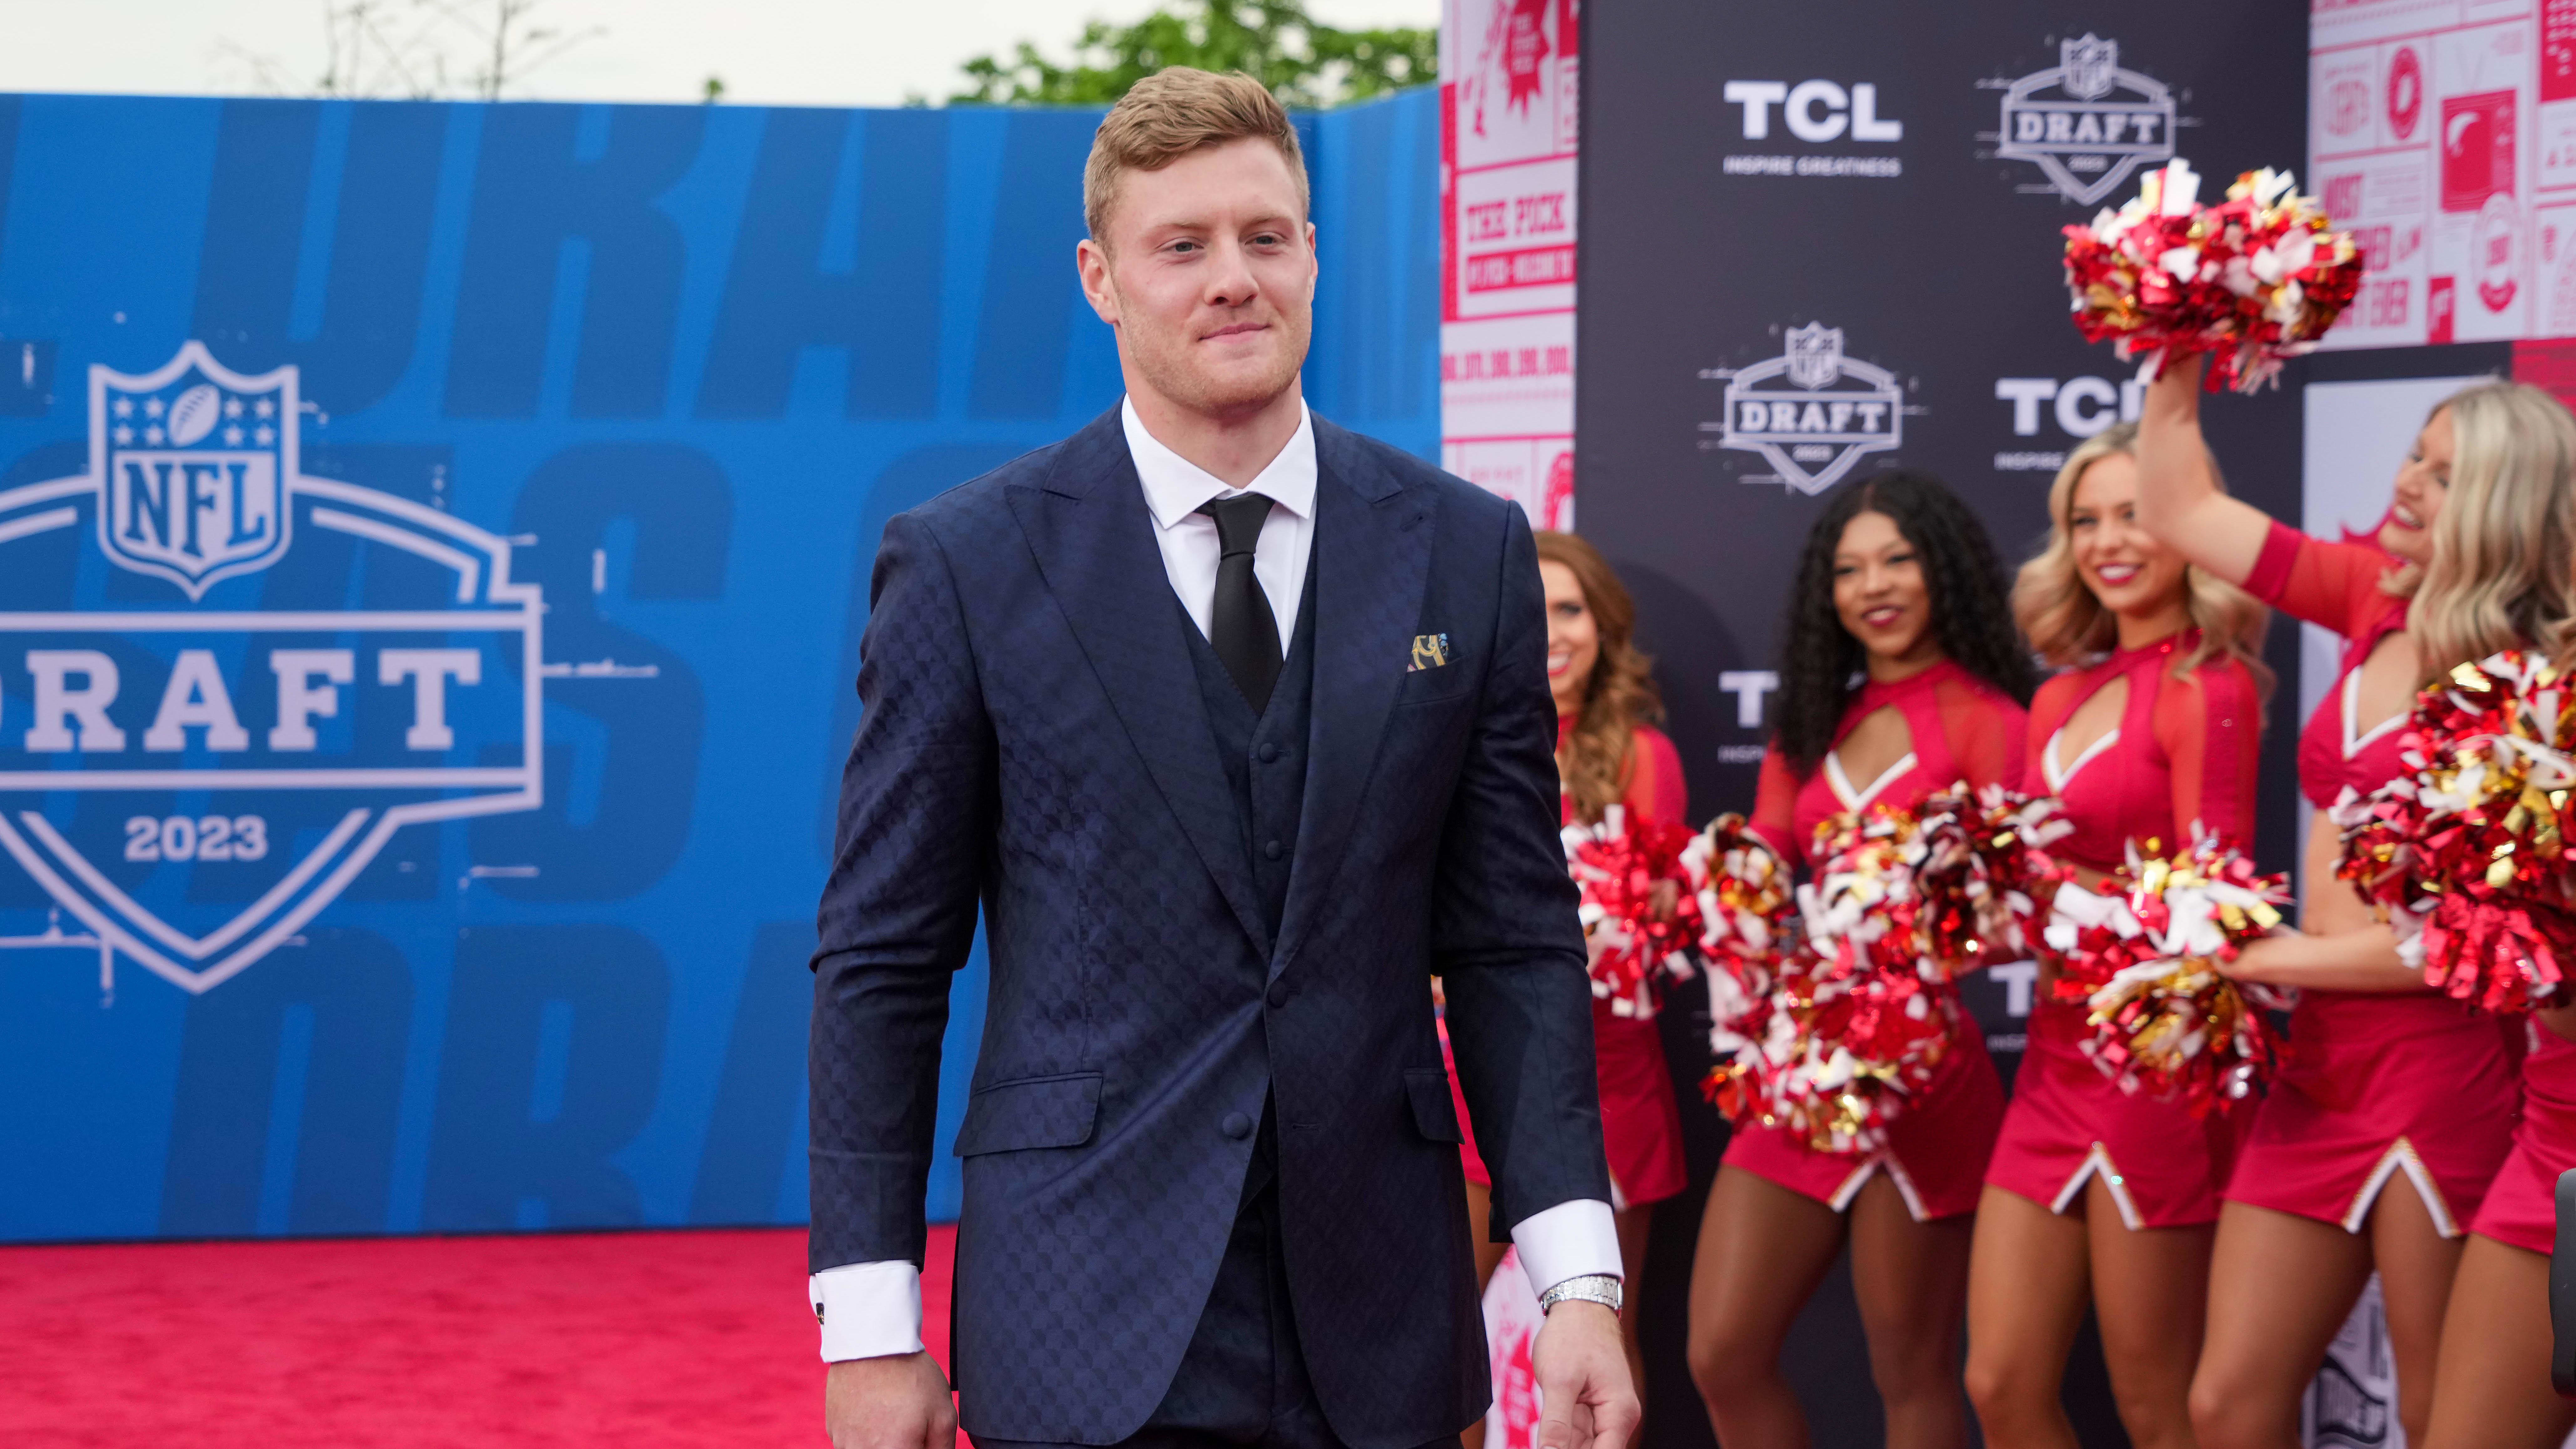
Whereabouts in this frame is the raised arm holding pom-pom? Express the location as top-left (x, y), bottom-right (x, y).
top-left (2128, 343), bottom-right (2576, 1449)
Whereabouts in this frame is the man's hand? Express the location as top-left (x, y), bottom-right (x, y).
top-left (825, 1352), bottom-right (955, 1449)
top-left (1530, 1299), bottom-right (1640, 1449)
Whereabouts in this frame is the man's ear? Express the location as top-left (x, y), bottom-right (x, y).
top-left (1076, 238), bottom-right (1121, 326)
top-left (1304, 221), bottom-right (1319, 292)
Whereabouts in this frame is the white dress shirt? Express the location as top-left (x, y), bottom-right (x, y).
top-left (811, 397), bottom-right (1620, 1362)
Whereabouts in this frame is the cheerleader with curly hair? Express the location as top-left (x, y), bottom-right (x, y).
top-left (1686, 471), bottom-right (2034, 1449)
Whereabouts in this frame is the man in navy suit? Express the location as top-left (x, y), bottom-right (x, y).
top-left (812, 68), bottom-right (1637, 1449)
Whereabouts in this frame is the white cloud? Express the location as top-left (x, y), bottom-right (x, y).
top-left (0, 0), bottom-right (1441, 108)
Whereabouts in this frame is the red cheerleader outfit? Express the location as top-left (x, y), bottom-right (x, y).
top-left (1984, 630), bottom-right (2262, 1228)
top-left (1722, 659), bottom-right (2028, 1221)
top-left (2471, 1020), bottom-right (2576, 1255)
top-left (1445, 721), bottom-right (1691, 1209)
top-left (2222, 521), bottom-right (2519, 1236)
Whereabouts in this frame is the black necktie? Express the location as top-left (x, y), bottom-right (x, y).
top-left (1197, 494), bottom-right (1282, 712)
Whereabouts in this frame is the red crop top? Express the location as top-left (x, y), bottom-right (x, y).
top-left (1749, 659), bottom-right (2031, 870)
top-left (1558, 717), bottom-right (1688, 830)
top-left (2241, 520), bottom-right (2411, 810)
top-left (2028, 629), bottom-right (2263, 873)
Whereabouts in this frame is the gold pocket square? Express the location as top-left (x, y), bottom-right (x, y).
top-left (1408, 634), bottom-right (1452, 671)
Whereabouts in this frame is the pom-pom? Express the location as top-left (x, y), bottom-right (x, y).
top-left (2332, 650), bottom-right (2576, 1012)
top-left (1702, 784), bottom-right (2065, 1154)
top-left (1565, 805), bottom-right (1704, 1019)
top-left (2047, 830), bottom-right (2289, 1112)
top-left (1802, 782), bottom-right (2070, 984)
top-left (1702, 941), bottom-right (1964, 1155)
top-left (2062, 160), bottom-right (2363, 394)
top-left (1680, 814), bottom-right (1796, 1030)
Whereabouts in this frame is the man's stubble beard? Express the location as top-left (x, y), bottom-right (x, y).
top-left (1117, 283), bottom-right (1311, 421)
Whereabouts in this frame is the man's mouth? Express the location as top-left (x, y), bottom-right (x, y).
top-left (1202, 321), bottom-right (1268, 342)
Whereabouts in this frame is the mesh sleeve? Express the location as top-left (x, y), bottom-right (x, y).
top-left (1934, 676), bottom-right (2031, 794)
top-left (1751, 744), bottom-right (1804, 866)
top-left (1622, 726), bottom-right (1690, 828)
top-left (2155, 659), bottom-right (2262, 845)
top-left (2242, 518), bottom-right (2401, 639)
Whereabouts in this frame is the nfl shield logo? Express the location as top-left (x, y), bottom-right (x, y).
top-left (2060, 34), bottom-right (2119, 103)
top-left (1783, 324), bottom-right (1844, 391)
top-left (91, 341), bottom-right (294, 600)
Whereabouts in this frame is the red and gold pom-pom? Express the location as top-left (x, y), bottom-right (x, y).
top-left (1702, 784), bottom-right (2063, 1154)
top-left (1703, 940), bottom-right (1963, 1155)
top-left (1565, 805), bottom-right (1704, 1019)
top-left (1803, 782), bottom-right (2069, 984)
top-left (2048, 830), bottom-right (2288, 1112)
top-left (2063, 160), bottom-right (2363, 394)
top-left (1681, 813), bottom-right (1796, 1030)
top-left (2332, 650), bottom-right (2576, 1012)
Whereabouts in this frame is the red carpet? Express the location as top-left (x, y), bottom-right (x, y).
top-left (0, 1224), bottom-right (961, 1447)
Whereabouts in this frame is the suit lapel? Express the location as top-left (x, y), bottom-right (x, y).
top-left (1274, 419), bottom-right (1433, 974)
top-left (1007, 409), bottom-right (1270, 956)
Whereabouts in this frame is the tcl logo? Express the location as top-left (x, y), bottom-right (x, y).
top-left (1995, 376), bottom-right (2144, 438)
top-left (1722, 80), bottom-right (1904, 142)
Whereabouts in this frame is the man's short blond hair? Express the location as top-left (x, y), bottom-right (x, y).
top-left (1083, 68), bottom-right (1309, 244)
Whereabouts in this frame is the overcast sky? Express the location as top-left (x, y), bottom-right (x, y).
top-left (0, 0), bottom-right (1443, 109)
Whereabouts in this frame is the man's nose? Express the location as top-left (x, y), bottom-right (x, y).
top-left (1203, 237), bottom-right (1260, 306)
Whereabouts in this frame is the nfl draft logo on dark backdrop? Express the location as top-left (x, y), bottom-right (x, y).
top-left (0, 341), bottom-right (543, 997)
top-left (1989, 35), bottom-right (2178, 206)
top-left (1703, 324), bottom-right (1906, 495)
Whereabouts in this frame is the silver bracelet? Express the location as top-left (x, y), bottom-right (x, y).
top-left (1537, 1272), bottom-right (1623, 1315)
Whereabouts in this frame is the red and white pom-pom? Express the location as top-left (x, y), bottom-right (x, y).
top-left (1565, 804), bottom-right (1704, 1019)
top-left (2333, 650), bottom-right (2576, 1012)
top-left (1702, 785), bottom-right (2062, 1154)
top-left (1802, 782), bottom-right (2069, 984)
top-left (1680, 813), bottom-right (1796, 1031)
top-left (2047, 829), bottom-right (2289, 1112)
top-left (1704, 940), bottom-right (1964, 1155)
top-left (2063, 160), bottom-right (2363, 394)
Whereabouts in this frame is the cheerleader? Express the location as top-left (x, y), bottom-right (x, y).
top-left (2136, 355), bottom-right (2576, 1449)
top-left (1444, 531), bottom-right (1688, 1443)
top-left (1687, 471), bottom-right (2035, 1449)
top-left (1965, 421), bottom-right (2270, 1449)
top-left (2411, 405), bottom-right (2576, 1449)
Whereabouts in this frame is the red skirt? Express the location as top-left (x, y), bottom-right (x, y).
top-left (1985, 1002), bottom-right (2244, 1229)
top-left (2471, 1019), bottom-right (2576, 1256)
top-left (1722, 1029), bottom-right (2004, 1222)
top-left (1444, 999), bottom-right (1689, 1208)
top-left (2224, 991), bottom-right (2520, 1236)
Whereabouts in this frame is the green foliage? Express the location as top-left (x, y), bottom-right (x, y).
top-left (951, 0), bottom-right (1436, 109)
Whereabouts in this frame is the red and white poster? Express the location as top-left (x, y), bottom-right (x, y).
top-left (2309, 0), bottom-right (2576, 345)
top-left (1442, 0), bottom-right (1579, 530)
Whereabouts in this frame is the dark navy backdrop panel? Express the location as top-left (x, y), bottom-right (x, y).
top-left (0, 89), bottom-right (1438, 1243)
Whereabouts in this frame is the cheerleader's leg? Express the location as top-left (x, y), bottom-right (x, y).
top-left (2188, 1201), bottom-right (2373, 1449)
top-left (1963, 1185), bottom-right (2090, 1449)
top-left (1685, 1164), bottom-right (1846, 1449)
top-left (1849, 1173), bottom-right (1976, 1449)
top-left (2085, 1180), bottom-right (2214, 1449)
top-left (2419, 1234), bottom-right (2576, 1449)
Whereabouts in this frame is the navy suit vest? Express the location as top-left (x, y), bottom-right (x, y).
top-left (1178, 558), bottom-right (1318, 941)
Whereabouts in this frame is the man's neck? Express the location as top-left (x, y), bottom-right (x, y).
top-left (1126, 383), bottom-right (1306, 488)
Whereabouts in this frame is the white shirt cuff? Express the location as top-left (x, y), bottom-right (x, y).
top-left (810, 1261), bottom-right (924, 1362)
top-left (1511, 1197), bottom-right (1622, 1298)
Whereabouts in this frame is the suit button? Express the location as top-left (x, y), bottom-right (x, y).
top-left (1267, 980), bottom-right (1291, 1008)
top-left (1263, 839), bottom-right (1283, 861)
top-left (1220, 1112), bottom-right (1253, 1140)
top-left (1258, 742), bottom-right (1280, 763)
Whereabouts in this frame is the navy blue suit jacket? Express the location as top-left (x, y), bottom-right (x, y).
top-left (810, 408), bottom-right (1609, 1447)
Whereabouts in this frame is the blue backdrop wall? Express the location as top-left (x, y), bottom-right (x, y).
top-left (0, 88), bottom-right (1439, 1243)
